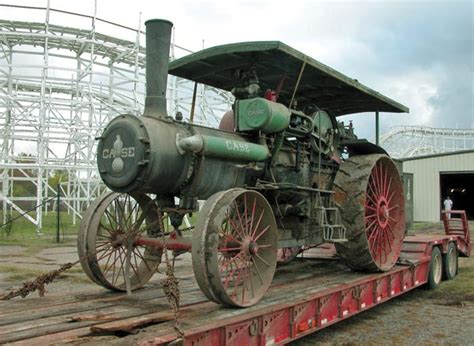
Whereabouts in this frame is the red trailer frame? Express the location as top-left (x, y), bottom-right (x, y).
top-left (134, 211), bottom-right (470, 345)
top-left (0, 212), bottom-right (470, 345)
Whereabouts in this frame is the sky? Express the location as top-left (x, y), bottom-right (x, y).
top-left (2, 0), bottom-right (473, 140)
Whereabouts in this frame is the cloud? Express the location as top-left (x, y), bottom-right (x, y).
top-left (295, 1), bottom-right (474, 139)
top-left (2, 0), bottom-right (471, 139)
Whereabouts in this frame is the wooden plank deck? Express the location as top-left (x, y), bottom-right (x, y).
top-left (0, 256), bottom-right (364, 344)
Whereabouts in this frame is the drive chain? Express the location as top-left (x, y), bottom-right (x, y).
top-left (157, 205), bottom-right (184, 340)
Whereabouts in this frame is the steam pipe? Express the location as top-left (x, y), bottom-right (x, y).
top-left (143, 19), bottom-right (173, 118)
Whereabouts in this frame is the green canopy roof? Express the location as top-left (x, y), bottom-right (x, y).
top-left (168, 41), bottom-right (409, 116)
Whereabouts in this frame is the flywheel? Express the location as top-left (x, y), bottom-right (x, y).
top-left (333, 154), bottom-right (405, 272)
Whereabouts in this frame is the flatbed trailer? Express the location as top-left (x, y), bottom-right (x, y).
top-left (0, 212), bottom-right (470, 345)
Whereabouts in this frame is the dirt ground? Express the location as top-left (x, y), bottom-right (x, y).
top-left (0, 222), bottom-right (473, 345)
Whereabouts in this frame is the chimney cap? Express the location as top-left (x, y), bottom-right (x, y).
top-left (145, 19), bottom-right (173, 26)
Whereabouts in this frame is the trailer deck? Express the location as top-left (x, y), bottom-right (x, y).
top-left (0, 216), bottom-right (470, 345)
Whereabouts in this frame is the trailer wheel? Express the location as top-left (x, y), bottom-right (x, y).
top-left (192, 188), bottom-right (277, 307)
top-left (442, 242), bottom-right (458, 280)
top-left (334, 154), bottom-right (405, 272)
top-left (78, 192), bottom-right (162, 291)
top-left (427, 247), bottom-right (443, 290)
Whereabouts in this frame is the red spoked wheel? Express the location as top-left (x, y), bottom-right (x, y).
top-left (192, 188), bottom-right (277, 307)
top-left (334, 154), bottom-right (405, 272)
top-left (77, 192), bottom-right (162, 291)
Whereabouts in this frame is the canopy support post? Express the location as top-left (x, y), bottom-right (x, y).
top-left (375, 111), bottom-right (380, 146)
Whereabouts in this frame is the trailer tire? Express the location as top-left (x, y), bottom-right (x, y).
top-left (442, 242), bottom-right (458, 280)
top-left (427, 246), bottom-right (442, 290)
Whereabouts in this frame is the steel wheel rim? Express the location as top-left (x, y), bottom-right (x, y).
top-left (80, 192), bottom-right (162, 291)
top-left (433, 252), bottom-right (442, 284)
top-left (364, 157), bottom-right (405, 270)
top-left (448, 245), bottom-right (457, 277)
top-left (193, 189), bottom-right (277, 307)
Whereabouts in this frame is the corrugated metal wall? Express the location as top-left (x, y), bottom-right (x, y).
top-left (402, 151), bottom-right (474, 222)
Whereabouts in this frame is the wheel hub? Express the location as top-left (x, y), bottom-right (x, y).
top-left (376, 197), bottom-right (389, 228)
top-left (243, 239), bottom-right (259, 256)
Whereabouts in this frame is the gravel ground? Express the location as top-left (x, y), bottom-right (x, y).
top-left (0, 222), bottom-right (472, 345)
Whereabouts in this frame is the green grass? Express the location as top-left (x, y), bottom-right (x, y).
top-left (0, 211), bottom-right (79, 246)
top-left (0, 208), bottom-right (197, 247)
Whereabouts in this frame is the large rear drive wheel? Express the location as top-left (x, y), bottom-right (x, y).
top-left (192, 188), bottom-right (278, 307)
top-left (334, 154), bottom-right (405, 272)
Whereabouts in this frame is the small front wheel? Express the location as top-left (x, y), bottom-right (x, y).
top-left (427, 247), bottom-right (442, 290)
top-left (78, 192), bottom-right (162, 291)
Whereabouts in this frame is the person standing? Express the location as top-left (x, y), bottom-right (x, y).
top-left (443, 196), bottom-right (453, 219)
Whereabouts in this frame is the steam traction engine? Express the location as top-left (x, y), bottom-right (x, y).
top-left (78, 19), bottom-right (409, 307)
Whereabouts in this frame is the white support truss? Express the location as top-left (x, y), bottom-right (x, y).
top-left (381, 125), bottom-right (474, 159)
top-left (0, 2), bottom-right (233, 234)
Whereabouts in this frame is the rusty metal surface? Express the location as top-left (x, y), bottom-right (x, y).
top-left (77, 192), bottom-right (162, 292)
top-left (135, 237), bottom-right (192, 252)
top-left (192, 188), bottom-right (278, 307)
top-left (334, 154), bottom-right (405, 272)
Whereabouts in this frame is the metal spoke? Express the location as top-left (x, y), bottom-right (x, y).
top-left (218, 246), bottom-right (243, 252)
top-left (243, 194), bottom-right (249, 236)
top-left (251, 258), bottom-right (264, 285)
top-left (248, 197), bottom-right (257, 238)
top-left (100, 249), bottom-right (116, 275)
top-left (79, 192), bottom-right (160, 292)
top-left (254, 253), bottom-right (270, 267)
top-left (234, 201), bottom-right (247, 240)
top-left (254, 225), bottom-right (270, 242)
top-left (250, 208), bottom-right (265, 239)
top-left (226, 209), bottom-right (245, 241)
top-left (133, 247), bottom-right (153, 273)
top-left (195, 190), bottom-right (276, 307)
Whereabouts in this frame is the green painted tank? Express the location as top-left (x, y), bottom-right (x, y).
top-left (97, 112), bottom-right (271, 197)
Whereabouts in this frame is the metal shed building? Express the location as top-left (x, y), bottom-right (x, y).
top-left (402, 150), bottom-right (474, 222)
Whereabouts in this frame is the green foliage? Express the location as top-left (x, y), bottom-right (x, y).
top-left (1, 211), bottom-right (13, 236)
top-left (48, 170), bottom-right (69, 197)
top-left (12, 180), bottom-right (37, 197)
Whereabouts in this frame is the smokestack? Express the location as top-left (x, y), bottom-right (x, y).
top-left (143, 19), bottom-right (173, 118)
